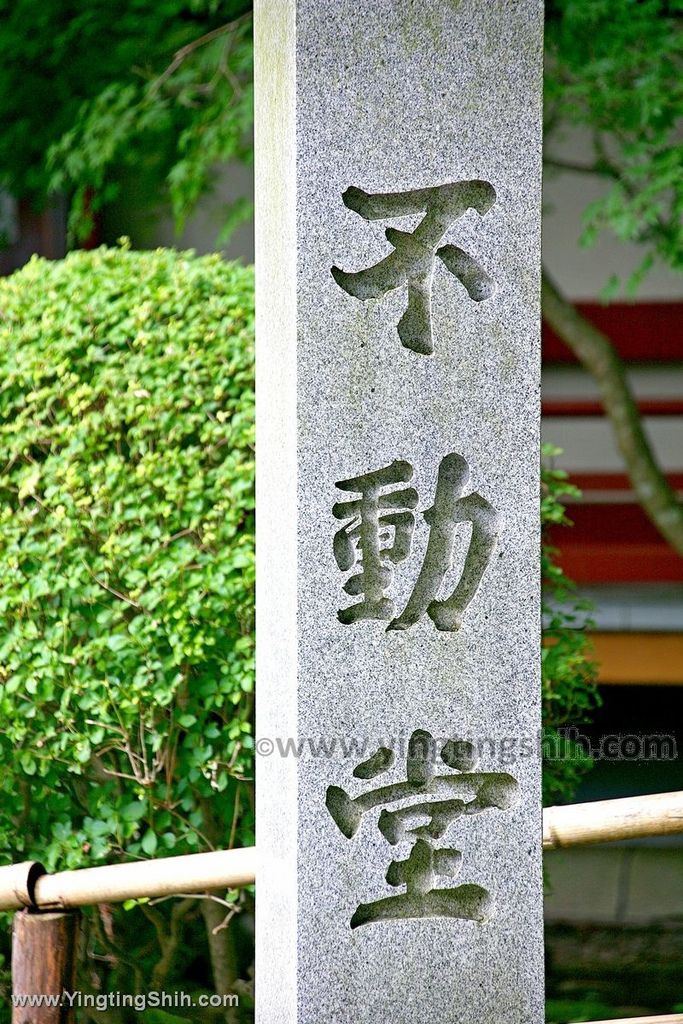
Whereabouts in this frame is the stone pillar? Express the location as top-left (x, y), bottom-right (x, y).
top-left (255, 2), bottom-right (544, 1021)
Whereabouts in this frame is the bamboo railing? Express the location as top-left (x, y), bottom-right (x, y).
top-left (0, 847), bottom-right (256, 913)
top-left (543, 790), bottom-right (683, 849)
top-left (3, 791), bottom-right (683, 911)
top-left (4, 791), bottom-right (683, 1024)
top-left (580, 1017), bottom-right (683, 1024)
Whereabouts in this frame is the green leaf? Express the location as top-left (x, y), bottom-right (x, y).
top-left (121, 801), bottom-right (147, 822)
top-left (141, 830), bottom-right (158, 856)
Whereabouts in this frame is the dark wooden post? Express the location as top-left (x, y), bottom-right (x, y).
top-left (12, 910), bottom-right (80, 1024)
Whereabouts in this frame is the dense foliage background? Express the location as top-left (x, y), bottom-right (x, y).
top-left (0, 245), bottom-right (255, 1018)
top-left (1, 0), bottom-right (680, 278)
top-left (0, 0), bottom-right (253, 245)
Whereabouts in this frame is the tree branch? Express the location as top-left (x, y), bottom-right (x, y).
top-left (541, 269), bottom-right (683, 558)
top-left (544, 157), bottom-right (614, 178)
top-left (150, 14), bottom-right (251, 96)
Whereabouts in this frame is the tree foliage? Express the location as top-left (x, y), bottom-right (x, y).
top-left (0, 245), bottom-right (255, 1012)
top-left (545, 0), bottom-right (683, 293)
top-left (4, 0), bottom-right (680, 286)
top-left (0, 0), bottom-right (252, 244)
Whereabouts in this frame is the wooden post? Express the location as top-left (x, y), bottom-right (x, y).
top-left (12, 910), bottom-right (80, 1024)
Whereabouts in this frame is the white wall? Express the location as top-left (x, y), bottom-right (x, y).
top-left (112, 160), bottom-right (256, 265)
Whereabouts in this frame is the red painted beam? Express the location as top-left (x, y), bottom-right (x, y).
top-left (543, 399), bottom-right (683, 417)
top-left (548, 503), bottom-right (683, 583)
top-left (567, 472), bottom-right (683, 493)
top-left (543, 302), bottom-right (683, 364)
top-left (551, 542), bottom-right (683, 583)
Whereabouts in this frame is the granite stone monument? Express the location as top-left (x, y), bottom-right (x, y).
top-left (255, 1), bottom-right (544, 1020)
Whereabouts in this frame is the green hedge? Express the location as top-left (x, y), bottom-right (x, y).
top-left (0, 243), bottom-right (254, 870)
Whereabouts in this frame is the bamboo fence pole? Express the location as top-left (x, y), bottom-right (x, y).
top-left (577, 1017), bottom-right (683, 1024)
top-left (544, 790), bottom-right (683, 849)
top-left (0, 847), bottom-right (255, 913)
top-left (34, 847), bottom-right (256, 910)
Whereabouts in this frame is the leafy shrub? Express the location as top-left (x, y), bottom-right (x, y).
top-left (0, 242), bottom-right (254, 867)
top-left (0, 243), bottom-right (254, 1008)
top-left (541, 445), bottom-right (600, 804)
